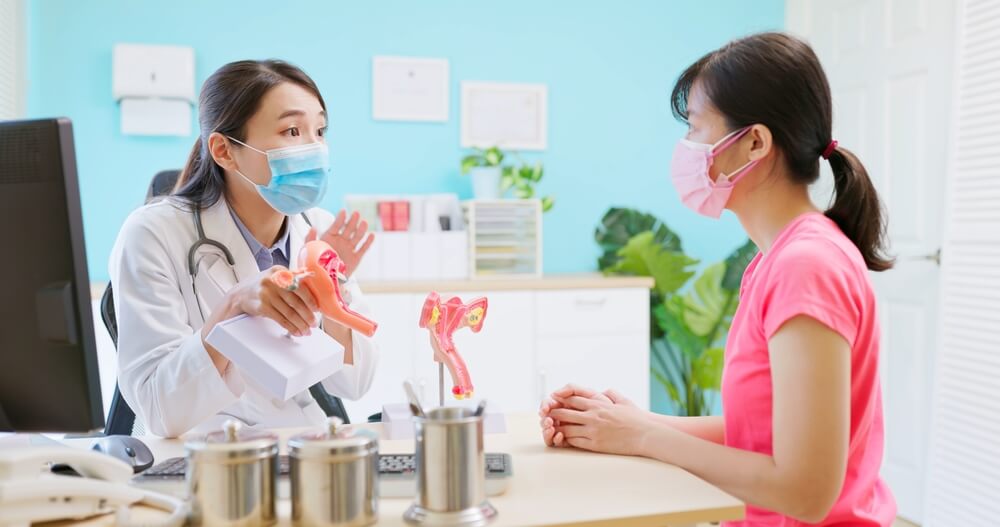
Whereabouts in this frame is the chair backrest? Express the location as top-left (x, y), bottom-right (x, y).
top-left (102, 169), bottom-right (351, 435)
top-left (145, 170), bottom-right (180, 203)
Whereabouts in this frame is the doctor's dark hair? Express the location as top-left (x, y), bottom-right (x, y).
top-left (670, 32), bottom-right (893, 271)
top-left (173, 60), bottom-right (327, 209)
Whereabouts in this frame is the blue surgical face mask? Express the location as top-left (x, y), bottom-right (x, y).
top-left (227, 136), bottom-right (330, 215)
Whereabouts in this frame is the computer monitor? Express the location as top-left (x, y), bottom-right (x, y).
top-left (0, 118), bottom-right (104, 433)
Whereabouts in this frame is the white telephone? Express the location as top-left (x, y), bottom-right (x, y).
top-left (0, 446), bottom-right (187, 526)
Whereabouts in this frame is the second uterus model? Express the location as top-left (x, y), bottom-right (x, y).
top-left (418, 292), bottom-right (488, 401)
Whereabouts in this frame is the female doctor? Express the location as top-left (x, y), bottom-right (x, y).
top-left (109, 60), bottom-right (378, 438)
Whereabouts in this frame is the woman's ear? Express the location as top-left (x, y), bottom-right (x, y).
top-left (207, 132), bottom-right (237, 171)
top-left (747, 124), bottom-right (773, 161)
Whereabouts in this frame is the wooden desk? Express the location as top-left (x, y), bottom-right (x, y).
top-left (50, 414), bottom-right (743, 526)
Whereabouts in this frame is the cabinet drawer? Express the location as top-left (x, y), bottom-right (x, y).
top-left (536, 288), bottom-right (648, 337)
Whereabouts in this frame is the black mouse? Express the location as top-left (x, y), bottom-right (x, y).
top-left (91, 435), bottom-right (155, 473)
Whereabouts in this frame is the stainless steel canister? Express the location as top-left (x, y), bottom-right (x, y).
top-left (185, 419), bottom-right (279, 526)
top-left (404, 406), bottom-right (497, 526)
top-left (288, 417), bottom-right (379, 527)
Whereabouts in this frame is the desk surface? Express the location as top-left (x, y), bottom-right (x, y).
top-left (51, 414), bottom-right (743, 527)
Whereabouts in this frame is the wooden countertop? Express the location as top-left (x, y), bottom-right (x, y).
top-left (91, 274), bottom-right (654, 300)
top-left (50, 413), bottom-right (742, 526)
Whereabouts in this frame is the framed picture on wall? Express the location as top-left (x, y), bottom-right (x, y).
top-left (460, 81), bottom-right (547, 151)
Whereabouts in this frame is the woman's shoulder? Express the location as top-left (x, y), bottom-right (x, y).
top-left (115, 197), bottom-right (200, 250)
top-left (769, 214), bottom-right (869, 279)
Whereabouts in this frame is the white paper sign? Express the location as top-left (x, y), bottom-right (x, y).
top-left (120, 98), bottom-right (191, 136)
top-left (372, 56), bottom-right (449, 122)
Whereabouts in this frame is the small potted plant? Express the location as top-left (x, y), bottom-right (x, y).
top-left (461, 146), bottom-right (555, 211)
top-left (461, 147), bottom-right (505, 200)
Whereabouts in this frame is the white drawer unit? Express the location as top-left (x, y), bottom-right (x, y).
top-left (535, 288), bottom-right (648, 337)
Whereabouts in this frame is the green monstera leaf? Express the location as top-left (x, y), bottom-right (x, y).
top-left (595, 208), bottom-right (683, 271)
top-left (722, 238), bottom-right (758, 292)
top-left (692, 347), bottom-right (725, 391)
top-left (679, 262), bottom-right (732, 338)
top-left (610, 231), bottom-right (698, 298)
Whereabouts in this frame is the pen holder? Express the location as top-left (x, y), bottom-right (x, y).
top-left (403, 407), bottom-right (497, 526)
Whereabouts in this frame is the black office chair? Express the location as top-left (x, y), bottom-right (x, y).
top-left (101, 170), bottom-right (350, 436)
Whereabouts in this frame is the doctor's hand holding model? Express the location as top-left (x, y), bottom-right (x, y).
top-left (110, 60), bottom-right (378, 438)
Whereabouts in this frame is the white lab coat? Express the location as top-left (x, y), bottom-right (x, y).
top-left (108, 197), bottom-right (378, 438)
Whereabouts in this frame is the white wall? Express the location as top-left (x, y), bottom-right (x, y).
top-left (0, 0), bottom-right (26, 119)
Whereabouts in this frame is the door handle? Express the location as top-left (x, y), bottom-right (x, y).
top-left (910, 249), bottom-right (941, 266)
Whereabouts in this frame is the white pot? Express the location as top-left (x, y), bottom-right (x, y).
top-left (470, 166), bottom-right (502, 200)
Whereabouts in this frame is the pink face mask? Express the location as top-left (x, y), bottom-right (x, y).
top-left (670, 126), bottom-right (759, 219)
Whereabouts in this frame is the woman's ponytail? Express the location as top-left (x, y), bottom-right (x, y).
top-left (173, 136), bottom-right (224, 210)
top-left (825, 145), bottom-right (894, 271)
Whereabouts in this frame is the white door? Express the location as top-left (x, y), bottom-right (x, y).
top-left (924, 0), bottom-right (1000, 524)
top-left (787, 0), bottom-right (956, 522)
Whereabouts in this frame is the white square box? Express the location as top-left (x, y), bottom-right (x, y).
top-left (206, 315), bottom-right (345, 401)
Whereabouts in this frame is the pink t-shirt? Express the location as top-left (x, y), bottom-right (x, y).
top-left (722, 212), bottom-right (896, 526)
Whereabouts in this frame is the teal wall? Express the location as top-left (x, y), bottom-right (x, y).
top-left (27, 0), bottom-right (782, 282)
top-left (27, 0), bottom-right (783, 414)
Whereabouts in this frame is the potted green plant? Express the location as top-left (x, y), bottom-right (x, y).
top-left (501, 161), bottom-right (554, 212)
top-left (596, 207), bottom-right (757, 416)
top-left (461, 147), bottom-right (504, 200)
top-left (461, 146), bottom-right (555, 211)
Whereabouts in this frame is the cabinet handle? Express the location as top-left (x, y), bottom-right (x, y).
top-left (574, 297), bottom-right (608, 309)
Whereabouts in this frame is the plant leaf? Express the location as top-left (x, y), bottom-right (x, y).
top-left (460, 155), bottom-right (481, 175)
top-left (721, 238), bottom-right (758, 292)
top-left (540, 195), bottom-right (554, 212)
top-left (518, 165), bottom-right (533, 180)
top-left (531, 162), bottom-right (544, 182)
top-left (484, 147), bottom-right (503, 166)
top-left (500, 175), bottom-right (514, 192)
top-left (655, 297), bottom-right (706, 362)
top-left (651, 368), bottom-right (683, 411)
top-left (681, 262), bottom-right (727, 337)
top-left (610, 231), bottom-right (697, 297)
top-left (594, 208), bottom-right (683, 271)
top-left (692, 347), bottom-right (725, 391)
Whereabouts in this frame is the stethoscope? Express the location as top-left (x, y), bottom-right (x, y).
top-left (187, 207), bottom-right (312, 323)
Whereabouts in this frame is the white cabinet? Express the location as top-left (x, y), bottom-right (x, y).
top-left (348, 293), bottom-right (418, 421)
top-left (344, 277), bottom-right (651, 422)
top-left (537, 335), bottom-right (649, 408)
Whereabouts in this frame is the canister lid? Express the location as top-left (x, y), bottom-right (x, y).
top-left (185, 419), bottom-right (279, 462)
top-left (288, 417), bottom-right (378, 460)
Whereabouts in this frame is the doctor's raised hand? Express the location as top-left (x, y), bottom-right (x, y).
top-left (307, 209), bottom-right (375, 278)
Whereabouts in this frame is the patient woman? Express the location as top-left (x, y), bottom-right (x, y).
top-left (539, 33), bottom-right (896, 526)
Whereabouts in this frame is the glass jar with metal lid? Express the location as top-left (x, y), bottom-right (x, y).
top-left (288, 417), bottom-right (379, 527)
top-left (185, 419), bottom-right (279, 526)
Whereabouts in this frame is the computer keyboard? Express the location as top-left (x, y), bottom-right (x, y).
top-left (137, 453), bottom-right (513, 498)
